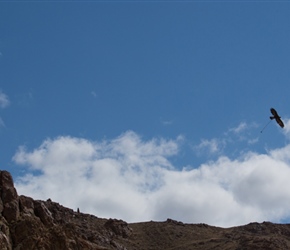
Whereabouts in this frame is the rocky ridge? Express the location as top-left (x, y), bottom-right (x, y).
top-left (1, 170), bottom-right (290, 249)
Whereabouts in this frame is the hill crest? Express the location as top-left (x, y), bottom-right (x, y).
top-left (0, 170), bottom-right (290, 249)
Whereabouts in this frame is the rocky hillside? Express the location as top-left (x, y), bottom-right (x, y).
top-left (1, 170), bottom-right (290, 249)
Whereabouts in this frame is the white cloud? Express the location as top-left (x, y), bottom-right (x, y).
top-left (193, 138), bottom-right (225, 155)
top-left (282, 118), bottom-right (290, 138)
top-left (160, 117), bottom-right (173, 126)
top-left (13, 131), bottom-right (290, 227)
top-left (0, 91), bottom-right (10, 127)
top-left (193, 122), bottom-right (259, 157)
top-left (0, 91), bottom-right (10, 109)
top-left (228, 121), bottom-right (259, 142)
top-left (229, 122), bottom-right (248, 134)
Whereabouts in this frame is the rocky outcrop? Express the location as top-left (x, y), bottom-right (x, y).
top-left (104, 219), bottom-right (132, 238)
top-left (0, 170), bottom-right (126, 249)
top-left (0, 171), bottom-right (19, 223)
top-left (1, 170), bottom-right (290, 249)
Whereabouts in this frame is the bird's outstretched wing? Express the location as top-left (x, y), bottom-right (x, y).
top-left (276, 117), bottom-right (284, 128)
top-left (270, 108), bottom-right (278, 117)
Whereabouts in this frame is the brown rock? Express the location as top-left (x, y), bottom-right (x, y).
top-left (0, 198), bottom-right (3, 214)
top-left (104, 218), bottom-right (132, 238)
top-left (19, 195), bottom-right (34, 215)
top-left (0, 232), bottom-right (10, 250)
top-left (34, 201), bottom-right (54, 226)
top-left (2, 200), bottom-right (19, 223)
top-left (0, 171), bottom-right (19, 222)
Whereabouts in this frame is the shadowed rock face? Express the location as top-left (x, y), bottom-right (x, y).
top-left (1, 170), bottom-right (290, 249)
top-left (0, 171), bottom-right (19, 223)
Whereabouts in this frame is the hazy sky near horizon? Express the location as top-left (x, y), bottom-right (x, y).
top-left (1, 1), bottom-right (290, 227)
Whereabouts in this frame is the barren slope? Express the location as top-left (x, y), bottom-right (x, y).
top-left (1, 170), bottom-right (290, 250)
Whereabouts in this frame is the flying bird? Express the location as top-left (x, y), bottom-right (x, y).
top-left (270, 108), bottom-right (284, 128)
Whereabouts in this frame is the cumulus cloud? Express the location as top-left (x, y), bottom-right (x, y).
top-left (13, 131), bottom-right (290, 227)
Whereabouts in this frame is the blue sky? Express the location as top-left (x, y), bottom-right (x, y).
top-left (1, 1), bottom-right (290, 227)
